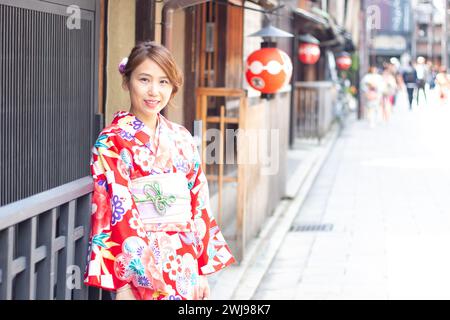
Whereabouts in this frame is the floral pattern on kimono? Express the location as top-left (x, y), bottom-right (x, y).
top-left (84, 111), bottom-right (236, 300)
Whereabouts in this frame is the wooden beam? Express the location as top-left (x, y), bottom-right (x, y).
top-left (135, 0), bottom-right (155, 43)
top-left (196, 87), bottom-right (245, 97)
top-left (199, 3), bottom-right (206, 87)
top-left (217, 105), bottom-right (225, 226)
top-left (235, 96), bottom-right (247, 262)
top-left (205, 116), bottom-right (239, 124)
top-left (205, 175), bottom-right (237, 182)
top-left (201, 94), bottom-right (207, 173)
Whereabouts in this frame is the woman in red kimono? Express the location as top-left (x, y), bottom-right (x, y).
top-left (84, 41), bottom-right (235, 300)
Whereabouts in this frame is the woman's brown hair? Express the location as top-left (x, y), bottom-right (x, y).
top-left (122, 41), bottom-right (183, 101)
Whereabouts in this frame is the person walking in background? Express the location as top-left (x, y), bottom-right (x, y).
top-left (381, 63), bottom-right (398, 123)
top-left (389, 57), bottom-right (401, 109)
top-left (402, 62), bottom-right (418, 110)
top-left (361, 66), bottom-right (384, 128)
top-left (415, 56), bottom-right (428, 106)
top-left (427, 61), bottom-right (437, 91)
top-left (394, 69), bottom-right (404, 110)
top-left (436, 66), bottom-right (450, 107)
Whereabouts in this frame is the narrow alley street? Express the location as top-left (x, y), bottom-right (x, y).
top-left (253, 91), bottom-right (450, 300)
top-left (2, 0), bottom-right (450, 303)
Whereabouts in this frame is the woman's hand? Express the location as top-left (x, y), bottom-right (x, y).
top-left (198, 275), bottom-right (210, 300)
top-left (115, 284), bottom-right (136, 300)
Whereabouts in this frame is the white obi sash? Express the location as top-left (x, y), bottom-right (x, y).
top-left (130, 172), bottom-right (191, 227)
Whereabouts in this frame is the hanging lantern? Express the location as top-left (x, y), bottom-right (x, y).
top-left (246, 23), bottom-right (293, 98)
top-left (336, 52), bottom-right (352, 71)
top-left (245, 48), bottom-right (293, 94)
top-left (298, 34), bottom-right (321, 65)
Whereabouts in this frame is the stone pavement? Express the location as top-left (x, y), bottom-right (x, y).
top-left (252, 90), bottom-right (450, 300)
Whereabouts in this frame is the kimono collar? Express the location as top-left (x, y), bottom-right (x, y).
top-left (111, 111), bottom-right (166, 154)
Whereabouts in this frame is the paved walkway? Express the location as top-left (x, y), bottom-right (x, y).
top-left (252, 90), bottom-right (450, 300)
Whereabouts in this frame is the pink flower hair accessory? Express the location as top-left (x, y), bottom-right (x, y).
top-left (118, 57), bottom-right (128, 75)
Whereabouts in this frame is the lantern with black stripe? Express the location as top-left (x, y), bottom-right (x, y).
top-left (245, 24), bottom-right (294, 96)
top-left (298, 34), bottom-right (320, 65)
top-left (336, 52), bottom-right (352, 71)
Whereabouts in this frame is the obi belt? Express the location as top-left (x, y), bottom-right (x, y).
top-left (130, 172), bottom-right (193, 232)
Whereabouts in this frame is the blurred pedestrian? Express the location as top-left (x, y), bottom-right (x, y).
top-left (361, 66), bottom-right (384, 128)
top-left (427, 61), bottom-right (437, 90)
top-left (382, 63), bottom-right (397, 122)
top-left (436, 66), bottom-right (450, 107)
top-left (401, 62), bottom-right (418, 110)
top-left (389, 57), bottom-right (402, 108)
top-left (415, 56), bottom-right (428, 106)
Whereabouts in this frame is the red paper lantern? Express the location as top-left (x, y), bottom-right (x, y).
top-left (336, 53), bottom-right (352, 70)
top-left (298, 43), bottom-right (321, 65)
top-left (245, 48), bottom-right (293, 94)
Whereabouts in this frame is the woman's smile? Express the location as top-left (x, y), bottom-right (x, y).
top-left (144, 99), bottom-right (160, 109)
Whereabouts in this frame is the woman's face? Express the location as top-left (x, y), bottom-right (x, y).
top-left (124, 58), bottom-right (173, 119)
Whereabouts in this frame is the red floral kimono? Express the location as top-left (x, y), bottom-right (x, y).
top-left (84, 111), bottom-right (235, 300)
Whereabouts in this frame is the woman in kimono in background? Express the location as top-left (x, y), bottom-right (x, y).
top-left (84, 41), bottom-right (235, 300)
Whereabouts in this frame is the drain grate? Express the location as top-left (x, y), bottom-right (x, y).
top-left (290, 223), bottom-right (334, 232)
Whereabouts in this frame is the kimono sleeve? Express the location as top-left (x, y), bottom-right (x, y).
top-left (84, 134), bottom-right (150, 292)
top-left (187, 138), bottom-right (236, 275)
